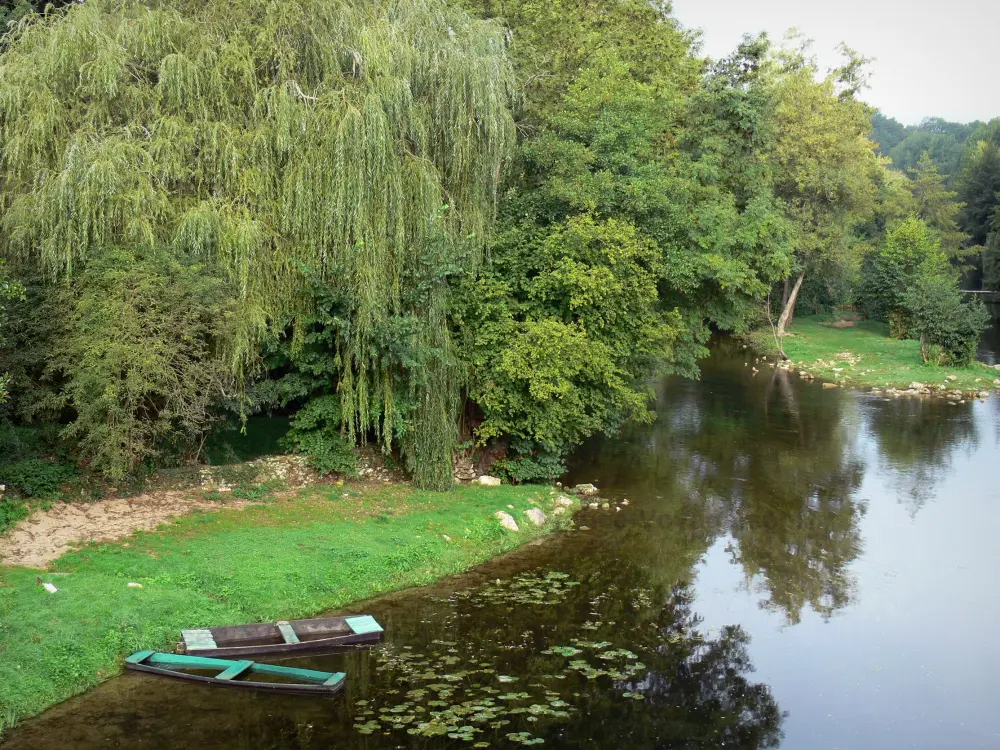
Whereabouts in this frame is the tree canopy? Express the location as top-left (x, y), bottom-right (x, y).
top-left (0, 0), bottom-right (516, 485)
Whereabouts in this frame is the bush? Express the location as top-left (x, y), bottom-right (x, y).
top-left (281, 396), bottom-right (358, 476)
top-left (903, 277), bottom-right (990, 366)
top-left (0, 497), bottom-right (30, 533)
top-left (58, 247), bottom-right (236, 478)
top-left (0, 458), bottom-right (77, 498)
top-left (492, 440), bottom-right (566, 483)
top-left (858, 217), bottom-right (949, 333)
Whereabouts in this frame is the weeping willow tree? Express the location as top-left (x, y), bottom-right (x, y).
top-left (0, 0), bottom-right (516, 487)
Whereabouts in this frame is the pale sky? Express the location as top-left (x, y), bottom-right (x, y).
top-left (670, 0), bottom-right (999, 126)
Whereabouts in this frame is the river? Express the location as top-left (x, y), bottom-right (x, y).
top-left (4, 338), bottom-right (999, 749)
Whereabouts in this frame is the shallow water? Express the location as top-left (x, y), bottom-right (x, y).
top-left (6, 339), bottom-right (1000, 749)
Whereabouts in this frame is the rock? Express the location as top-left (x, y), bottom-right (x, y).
top-left (946, 375), bottom-right (958, 381)
top-left (621, 499), bottom-right (629, 506)
top-left (478, 475), bottom-right (501, 486)
top-left (495, 511), bottom-right (519, 532)
top-left (909, 382), bottom-right (924, 390)
top-left (574, 483), bottom-right (599, 496)
top-left (822, 383), bottom-right (838, 389)
top-left (524, 508), bottom-right (548, 526)
top-left (578, 526), bottom-right (591, 531)
top-left (555, 481), bottom-right (563, 488)
top-left (442, 534), bottom-right (452, 542)
top-left (42, 582), bottom-right (58, 593)
top-left (979, 391), bottom-right (990, 399)
top-left (601, 502), bottom-right (610, 510)
top-left (127, 582), bottom-right (143, 589)
top-left (552, 506), bottom-right (567, 516)
top-left (555, 495), bottom-right (575, 507)
top-left (588, 502), bottom-right (598, 509)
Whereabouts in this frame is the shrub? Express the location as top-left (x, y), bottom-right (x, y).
top-left (902, 277), bottom-right (990, 366)
top-left (281, 396), bottom-right (358, 476)
top-left (0, 497), bottom-right (30, 533)
top-left (492, 440), bottom-right (566, 483)
top-left (0, 458), bottom-right (77, 498)
top-left (58, 247), bottom-right (236, 478)
top-left (858, 217), bottom-right (949, 335)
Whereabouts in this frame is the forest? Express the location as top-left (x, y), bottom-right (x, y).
top-left (0, 0), bottom-right (997, 498)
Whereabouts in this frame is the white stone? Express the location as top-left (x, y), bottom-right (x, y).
top-left (478, 475), bottom-right (502, 486)
top-left (524, 508), bottom-right (548, 526)
top-left (495, 511), bottom-right (519, 532)
top-left (127, 582), bottom-right (143, 589)
top-left (574, 483), bottom-right (599, 496)
top-left (555, 495), bottom-right (575, 507)
top-left (552, 506), bottom-right (567, 516)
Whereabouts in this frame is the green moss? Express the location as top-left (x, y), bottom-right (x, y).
top-left (780, 317), bottom-right (997, 391)
top-left (0, 483), bottom-right (569, 735)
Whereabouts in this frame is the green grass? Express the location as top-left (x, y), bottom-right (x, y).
top-left (0, 482), bottom-right (572, 735)
top-left (780, 316), bottom-right (997, 391)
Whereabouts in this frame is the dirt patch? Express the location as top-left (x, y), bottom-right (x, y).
top-left (831, 320), bottom-right (855, 328)
top-left (0, 492), bottom-right (252, 569)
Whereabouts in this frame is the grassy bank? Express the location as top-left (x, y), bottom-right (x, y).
top-left (774, 316), bottom-right (998, 392)
top-left (0, 482), bottom-right (572, 735)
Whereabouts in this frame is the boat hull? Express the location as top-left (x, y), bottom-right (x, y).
top-left (125, 651), bottom-right (346, 695)
top-left (182, 615), bottom-right (384, 657)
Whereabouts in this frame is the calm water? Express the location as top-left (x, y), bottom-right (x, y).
top-left (5, 339), bottom-right (1000, 749)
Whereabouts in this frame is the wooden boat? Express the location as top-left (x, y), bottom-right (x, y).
top-left (125, 651), bottom-right (346, 695)
top-left (180, 614), bottom-right (384, 657)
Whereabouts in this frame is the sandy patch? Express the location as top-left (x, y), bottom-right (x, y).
top-left (0, 492), bottom-right (251, 569)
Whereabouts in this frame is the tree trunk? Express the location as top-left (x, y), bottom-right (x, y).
top-left (776, 271), bottom-right (805, 338)
top-left (781, 277), bottom-right (791, 309)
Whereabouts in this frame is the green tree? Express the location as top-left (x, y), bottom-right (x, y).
top-left (957, 120), bottom-right (1000, 246)
top-left (452, 7), bottom-right (793, 470)
top-left (871, 112), bottom-right (907, 154)
top-left (909, 151), bottom-right (971, 261)
top-left (902, 275), bottom-right (988, 366)
top-left (0, 0), bottom-right (516, 487)
top-left (770, 41), bottom-right (878, 336)
top-left (56, 247), bottom-right (236, 478)
top-left (857, 216), bottom-right (949, 335)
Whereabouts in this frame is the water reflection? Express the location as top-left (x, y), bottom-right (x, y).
top-left (574, 339), bottom-right (867, 625)
top-left (862, 396), bottom-right (979, 514)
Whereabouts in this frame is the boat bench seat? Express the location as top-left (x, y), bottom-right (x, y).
top-left (277, 620), bottom-right (301, 644)
top-left (182, 628), bottom-right (218, 651)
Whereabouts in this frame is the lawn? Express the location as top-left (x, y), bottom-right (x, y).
top-left (0, 482), bottom-right (572, 735)
top-left (779, 316), bottom-right (998, 392)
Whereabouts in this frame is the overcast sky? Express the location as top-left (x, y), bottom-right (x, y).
top-left (670, 0), bottom-right (998, 126)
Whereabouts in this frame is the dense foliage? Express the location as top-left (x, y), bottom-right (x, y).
top-left (903, 276), bottom-right (989, 366)
top-left (857, 217), bottom-right (949, 335)
top-left (0, 0), bottom-right (994, 489)
top-left (0, 0), bottom-right (515, 488)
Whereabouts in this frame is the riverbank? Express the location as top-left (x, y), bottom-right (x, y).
top-left (0, 481), bottom-right (575, 736)
top-left (766, 317), bottom-right (998, 394)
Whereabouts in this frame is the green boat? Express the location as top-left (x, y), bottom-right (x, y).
top-left (125, 650), bottom-right (346, 695)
